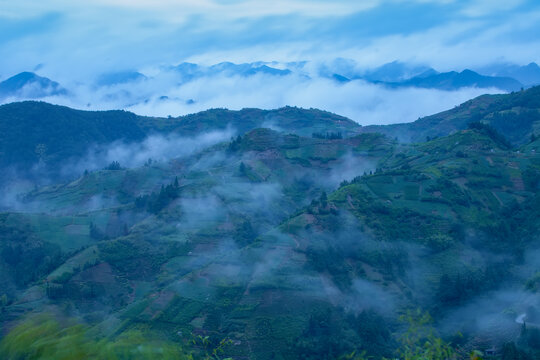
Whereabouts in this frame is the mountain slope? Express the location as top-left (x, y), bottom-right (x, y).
top-left (1, 123), bottom-right (539, 358)
top-left (1, 90), bottom-right (540, 358)
top-left (0, 101), bottom-right (146, 171)
top-left (0, 101), bottom-right (361, 173)
top-left (360, 85), bottom-right (540, 144)
top-left (0, 130), bottom-right (399, 358)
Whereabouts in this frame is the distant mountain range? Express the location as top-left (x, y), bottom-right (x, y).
top-left (476, 62), bottom-right (540, 87)
top-left (386, 69), bottom-right (522, 92)
top-left (1, 61), bottom-right (538, 104)
top-left (171, 62), bottom-right (292, 81)
top-left (323, 61), bottom-right (526, 92)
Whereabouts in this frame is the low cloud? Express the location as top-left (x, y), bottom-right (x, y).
top-left (61, 128), bottom-right (235, 177)
top-left (32, 72), bottom-right (497, 126)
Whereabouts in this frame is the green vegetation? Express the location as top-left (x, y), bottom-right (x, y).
top-left (0, 315), bottom-right (198, 359)
top-left (0, 89), bottom-right (540, 359)
top-left (135, 177), bottom-right (181, 214)
top-left (360, 85), bottom-right (540, 146)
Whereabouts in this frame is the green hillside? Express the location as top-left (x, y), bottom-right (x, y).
top-left (360, 85), bottom-right (540, 145)
top-left (0, 102), bottom-right (360, 173)
top-left (0, 95), bottom-right (540, 359)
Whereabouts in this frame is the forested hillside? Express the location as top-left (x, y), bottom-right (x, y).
top-left (0, 88), bottom-right (539, 359)
top-left (360, 86), bottom-right (540, 144)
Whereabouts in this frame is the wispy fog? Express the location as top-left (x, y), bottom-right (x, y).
top-left (61, 128), bottom-right (235, 177)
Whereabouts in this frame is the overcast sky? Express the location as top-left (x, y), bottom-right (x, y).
top-left (0, 0), bottom-right (539, 123)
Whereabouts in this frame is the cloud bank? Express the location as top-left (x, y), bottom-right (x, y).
top-left (25, 71), bottom-right (497, 126)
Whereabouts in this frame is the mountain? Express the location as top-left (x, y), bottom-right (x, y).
top-left (172, 62), bottom-right (204, 82)
top-left (478, 62), bottom-right (540, 87)
top-left (0, 101), bottom-right (360, 174)
top-left (360, 85), bottom-right (540, 144)
top-left (0, 72), bottom-right (66, 100)
top-left (0, 90), bottom-right (540, 359)
top-left (2, 85), bottom-right (539, 179)
top-left (172, 62), bottom-right (292, 82)
top-left (389, 69), bottom-right (523, 92)
top-left (0, 101), bottom-right (146, 172)
top-left (322, 61), bottom-right (522, 92)
top-left (361, 60), bottom-right (436, 83)
top-left (208, 62), bottom-right (292, 77)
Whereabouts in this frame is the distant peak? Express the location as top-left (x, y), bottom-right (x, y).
top-left (0, 72), bottom-right (66, 99)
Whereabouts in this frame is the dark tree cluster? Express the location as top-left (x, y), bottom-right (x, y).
top-left (291, 309), bottom-right (392, 359)
top-left (1, 243), bottom-right (63, 287)
top-left (233, 219), bottom-right (256, 247)
top-left (487, 109), bottom-right (538, 145)
top-left (89, 222), bottom-right (107, 240)
top-left (135, 177), bottom-right (180, 214)
top-left (468, 121), bottom-right (512, 149)
top-left (436, 264), bottom-right (508, 307)
top-left (104, 161), bottom-right (122, 171)
top-left (228, 135), bottom-right (243, 152)
top-left (304, 245), bottom-right (354, 290)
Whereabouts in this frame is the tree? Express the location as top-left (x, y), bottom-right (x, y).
top-left (228, 135), bottom-right (242, 152)
top-left (104, 161), bottom-right (122, 170)
top-left (135, 177), bottom-right (181, 214)
top-left (234, 219), bottom-right (256, 246)
top-left (89, 222), bottom-right (107, 240)
top-left (239, 162), bottom-right (247, 176)
top-left (467, 122), bottom-right (511, 149)
top-left (396, 309), bottom-right (456, 360)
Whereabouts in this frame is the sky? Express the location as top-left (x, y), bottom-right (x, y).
top-left (0, 0), bottom-right (539, 124)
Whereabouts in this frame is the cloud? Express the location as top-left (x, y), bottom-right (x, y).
top-left (61, 129), bottom-right (235, 177)
top-left (438, 287), bottom-right (539, 341)
top-left (33, 71), bottom-right (498, 126)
